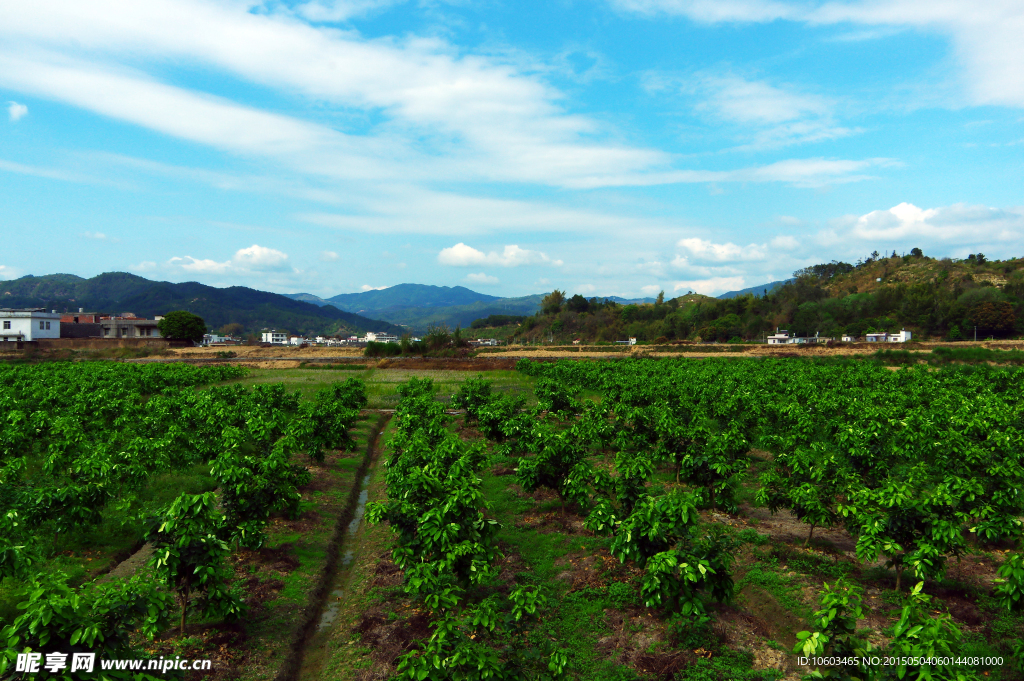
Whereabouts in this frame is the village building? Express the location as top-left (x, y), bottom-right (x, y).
top-left (0, 308), bottom-right (61, 342)
top-left (261, 330), bottom-right (288, 344)
top-left (99, 316), bottom-right (162, 338)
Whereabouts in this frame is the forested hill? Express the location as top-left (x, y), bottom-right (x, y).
top-left (0, 272), bottom-right (403, 337)
top-left (510, 251), bottom-right (1024, 343)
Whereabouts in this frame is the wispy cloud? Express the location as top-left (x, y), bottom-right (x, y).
top-left (82, 231), bottom-right (118, 242)
top-left (671, 276), bottom-right (746, 295)
top-left (615, 0), bottom-right (1024, 108)
top-left (465, 272), bottom-right (499, 285)
top-left (7, 101), bottom-right (27, 122)
top-left (677, 237), bottom-right (767, 262)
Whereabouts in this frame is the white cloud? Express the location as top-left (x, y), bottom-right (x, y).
top-left (438, 243), bottom-right (563, 267)
top-left (131, 261), bottom-right (157, 272)
top-left (233, 244), bottom-right (289, 270)
top-left (0, 265), bottom-right (16, 279)
top-left (838, 202), bottom-right (1024, 243)
top-left (360, 284), bottom-right (389, 291)
top-left (465, 273), bottom-right (499, 285)
top-left (575, 284), bottom-right (597, 293)
top-left (672, 276), bottom-right (746, 295)
top-left (677, 237), bottom-right (767, 262)
top-left (7, 101), bottom-right (27, 122)
top-left (169, 256), bottom-right (232, 274)
top-left (168, 243), bottom-right (290, 275)
top-left (614, 0), bottom-right (1024, 108)
top-left (640, 284), bottom-right (663, 295)
top-left (320, 250), bottom-right (339, 261)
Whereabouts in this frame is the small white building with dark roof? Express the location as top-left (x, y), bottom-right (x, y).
top-left (0, 308), bottom-right (61, 342)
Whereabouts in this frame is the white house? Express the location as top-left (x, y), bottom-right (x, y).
top-left (289, 336), bottom-right (308, 345)
top-left (365, 332), bottom-right (399, 343)
top-left (0, 308), bottom-right (61, 342)
top-left (201, 334), bottom-right (239, 346)
top-left (842, 335), bottom-right (858, 342)
top-left (261, 331), bottom-right (288, 344)
top-left (888, 329), bottom-right (912, 343)
top-left (767, 329), bottom-right (791, 344)
top-left (865, 332), bottom-right (888, 342)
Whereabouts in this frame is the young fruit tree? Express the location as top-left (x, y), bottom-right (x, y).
top-left (147, 492), bottom-right (245, 634)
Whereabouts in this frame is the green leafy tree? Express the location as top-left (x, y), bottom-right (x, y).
top-left (541, 290), bottom-right (566, 315)
top-left (587, 490), bottom-right (734, 615)
top-left (147, 492), bottom-right (245, 634)
top-left (450, 375), bottom-right (493, 422)
top-left (424, 324), bottom-right (452, 351)
top-left (758, 442), bottom-right (849, 545)
top-left (968, 301), bottom-right (1015, 334)
top-left (0, 511), bottom-right (35, 579)
top-left (1, 572), bottom-right (172, 679)
top-left (157, 310), bottom-right (207, 342)
top-left (887, 582), bottom-right (976, 680)
top-left (994, 551), bottom-right (1024, 612)
top-left (395, 588), bottom-right (568, 681)
top-left (794, 578), bottom-right (876, 680)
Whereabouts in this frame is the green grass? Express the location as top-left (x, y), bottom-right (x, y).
top-left (218, 367), bottom-right (537, 407)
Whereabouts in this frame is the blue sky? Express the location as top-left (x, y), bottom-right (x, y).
top-left (1, 0), bottom-right (1022, 298)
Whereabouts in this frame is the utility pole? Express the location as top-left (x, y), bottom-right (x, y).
top-left (974, 326), bottom-right (977, 342)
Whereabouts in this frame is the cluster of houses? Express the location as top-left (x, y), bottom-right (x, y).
top-left (0, 307), bottom-right (168, 343)
top-left (767, 329), bottom-right (913, 344)
top-left (259, 330), bottom-right (401, 346)
top-left (259, 329), bottom-right (500, 347)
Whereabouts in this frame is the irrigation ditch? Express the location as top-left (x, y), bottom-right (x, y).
top-left (276, 410), bottom-right (391, 681)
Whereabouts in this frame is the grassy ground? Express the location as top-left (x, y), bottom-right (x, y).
top-left (217, 367), bottom-right (537, 407)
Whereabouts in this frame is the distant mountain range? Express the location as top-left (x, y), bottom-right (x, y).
top-left (1, 273), bottom-right (664, 335)
top-left (284, 286), bottom-right (656, 331)
top-left (717, 280), bottom-right (793, 299)
top-left (0, 273), bottom-right (403, 337)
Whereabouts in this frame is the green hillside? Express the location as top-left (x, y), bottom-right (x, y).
top-left (510, 252), bottom-right (1024, 343)
top-left (0, 273), bottom-right (403, 337)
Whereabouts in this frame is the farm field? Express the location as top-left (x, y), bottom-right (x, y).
top-left (216, 367), bottom-right (537, 408)
top-left (2, 357), bottom-right (1023, 681)
top-left (313, 357), bottom-right (1024, 681)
